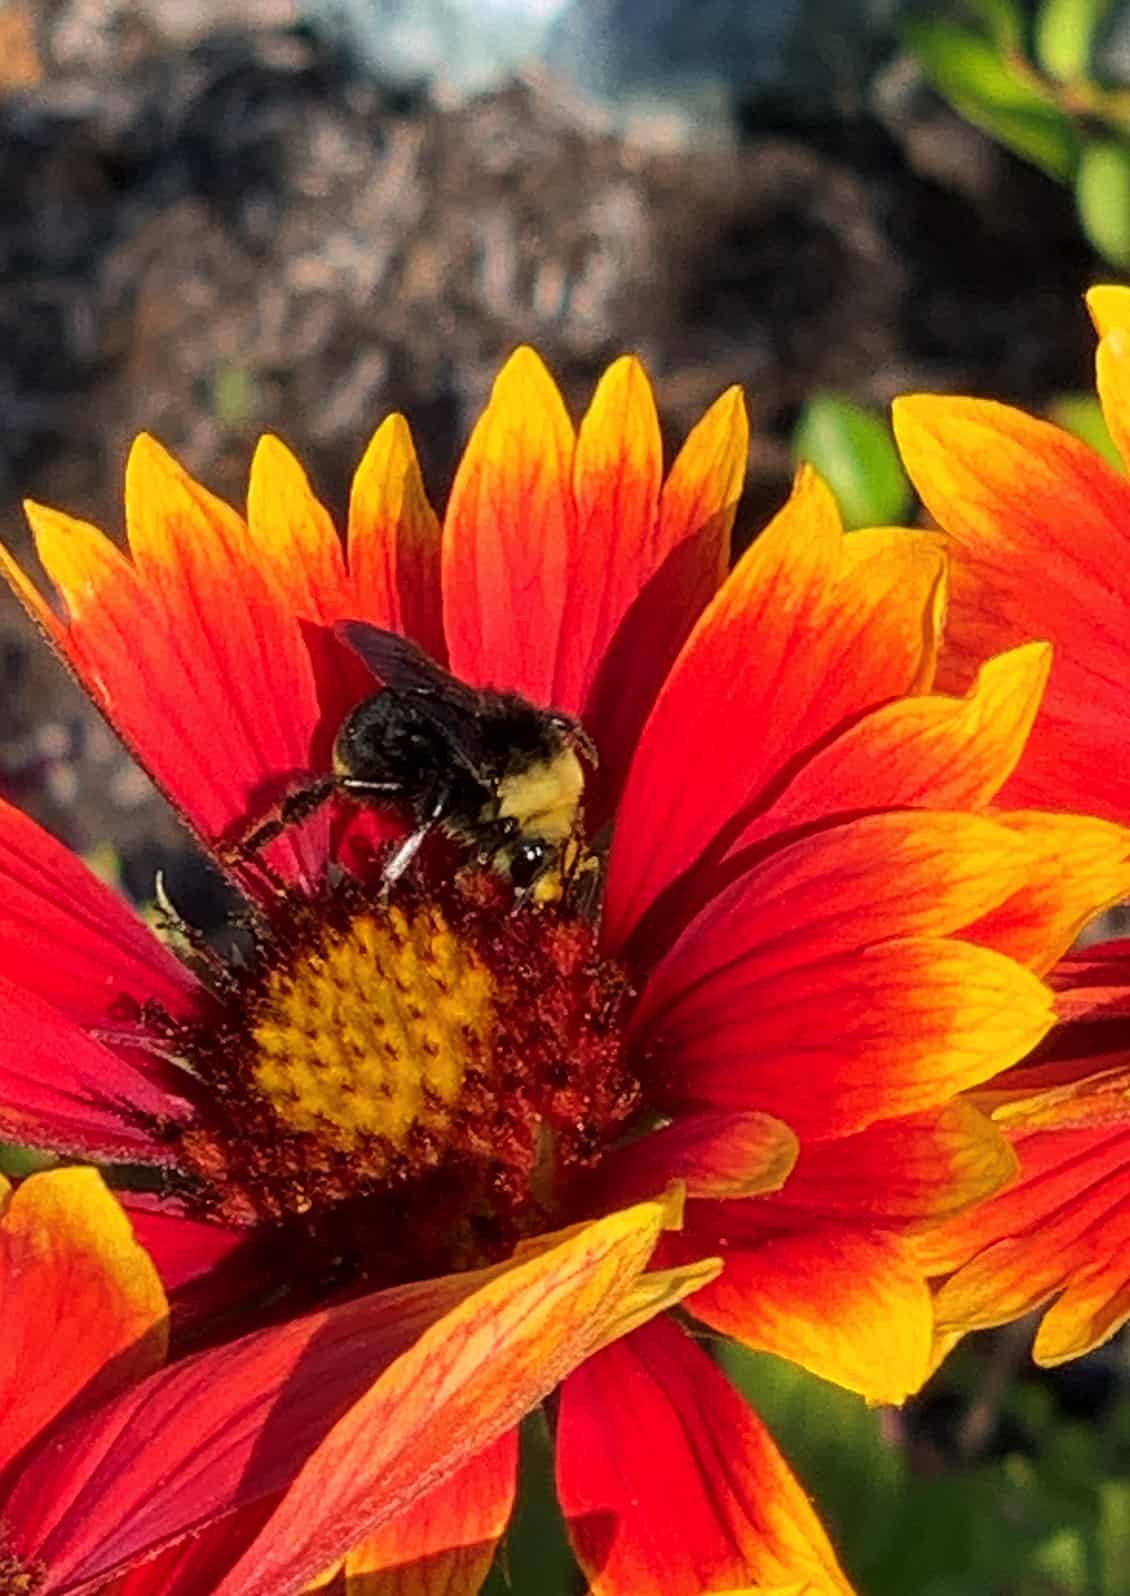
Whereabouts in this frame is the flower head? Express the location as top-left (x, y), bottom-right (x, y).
top-left (1, 347), bottom-right (1120, 1590)
top-left (893, 289), bottom-right (1130, 1364)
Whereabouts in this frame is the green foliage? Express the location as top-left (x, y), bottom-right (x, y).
top-left (1035, 0), bottom-right (1114, 82)
top-left (902, 16), bottom-right (1081, 180)
top-left (791, 393), bottom-right (914, 529)
top-left (1077, 137), bottom-right (1130, 264)
top-left (718, 1335), bottom-right (1130, 1596)
top-left (484, 1410), bottom-right (581, 1596)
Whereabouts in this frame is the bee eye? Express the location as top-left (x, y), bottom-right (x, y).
top-left (510, 839), bottom-right (550, 889)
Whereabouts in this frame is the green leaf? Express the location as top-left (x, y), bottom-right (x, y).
top-left (1098, 1480), bottom-right (1130, 1596)
top-left (1035, 0), bottom-right (1114, 81)
top-left (1048, 390), bottom-right (1124, 470)
top-left (967, 0), bottom-right (1027, 53)
top-left (904, 20), bottom-right (1081, 181)
top-left (1076, 137), bottom-right (1130, 266)
top-left (791, 394), bottom-right (913, 530)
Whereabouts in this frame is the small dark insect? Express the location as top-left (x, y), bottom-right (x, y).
top-left (239, 622), bottom-right (598, 901)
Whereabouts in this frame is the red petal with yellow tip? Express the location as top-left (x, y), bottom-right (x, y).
top-left (729, 643), bottom-right (1050, 860)
top-left (643, 934), bottom-right (1054, 1141)
top-left (893, 394), bottom-right (1130, 823)
top-left (631, 811), bottom-right (1054, 1136)
top-left (314, 1431), bottom-right (516, 1596)
top-left (0, 1170), bottom-right (167, 1482)
top-left (677, 1217), bottom-right (932, 1403)
top-left (442, 348), bottom-right (575, 702)
top-left (0, 798), bottom-right (194, 1024)
top-left (581, 383), bottom-right (747, 819)
top-left (348, 414), bottom-right (445, 662)
top-left (604, 472), bottom-right (945, 947)
top-left (961, 812), bottom-right (1130, 974)
top-left (557, 1318), bottom-right (855, 1596)
top-left (550, 355), bottom-right (663, 715)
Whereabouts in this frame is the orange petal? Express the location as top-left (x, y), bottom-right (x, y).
top-left (1095, 317), bottom-right (1130, 482)
top-left (214, 1196), bottom-right (688, 1596)
top-left (550, 355), bottom-right (663, 714)
top-left (680, 1219), bottom-right (933, 1403)
top-left (315, 1430), bottom-right (516, 1595)
top-left (729, 643), bottom-right (1050, 858)
top-left (605, 469), bottom-right (944, 947)
top-left (348, 414), bottom-right (445, 661)
top-left (962, 812), bottom-right (1130, 973)
top-left (893, 393), bottom-right (1130, 823)
top-left (659, 384), bottom-right (748, 557)
top-left (247, 436), bottom-right (349, 622)
top-left (0, 1168), bottom-right (167, 1477)
top-left (1032, 1203), bottom-right (1130, 1363)
top-left (557, 1318), bottom-right (855, 1596)
top-left (1085, 283), bottom-right (1130, 338)
top-left (589, 1109), bottom-right (799, 1210)
top-left (442, 347), bottom-right (575, 703)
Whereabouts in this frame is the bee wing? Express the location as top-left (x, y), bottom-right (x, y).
top-left (335, 622), bottom-right (483, 710)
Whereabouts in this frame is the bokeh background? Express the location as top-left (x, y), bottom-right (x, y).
top-left (2, 1), bottom-right (1130, 1590)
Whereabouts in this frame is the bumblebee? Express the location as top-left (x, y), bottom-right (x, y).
top-left (243, 622), bottom-right (598, 902)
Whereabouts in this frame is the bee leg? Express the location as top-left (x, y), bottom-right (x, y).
top-left (381, 783), bottom-right (449, 889)
top-left (235, 777), bottom-right (340, 859)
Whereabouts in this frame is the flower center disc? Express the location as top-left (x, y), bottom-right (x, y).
top-left (251, 903), bottom-right (494, 1153)
top-left (162, 861), bottom-right (638, 1276)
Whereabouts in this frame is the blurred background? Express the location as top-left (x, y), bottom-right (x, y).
top-left (2, 0), bottom-right (1130, 1590)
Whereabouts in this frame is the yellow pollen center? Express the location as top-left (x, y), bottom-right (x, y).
top-left (251, 904), bottom-right (495, 1151)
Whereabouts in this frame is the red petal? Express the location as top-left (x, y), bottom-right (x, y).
top-left (557, 1318), bottom-right (855, 1595)
top-left (603, 472), bottom-right (945, 949)
top-left (348, 414), bottom-right (445, 662)
top-left (0, 798), bottom-right (195, 1024)
top-left (0, 976), bottom-right (188, 1161)
top-left (583, 1109), bottom-right (798, 1211)
top-left (442, 348), bottom-right (575, 702)
top-left (0, 1170), bottom-right (167, 1480)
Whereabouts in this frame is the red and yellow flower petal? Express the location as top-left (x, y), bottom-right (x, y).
top-left (211, 1197), bottom-right (695, 1596)
top-left (442, 349), bottom-right (575, 703)
top-left (348, 414), bottom-right (445, 662)
top-left (313, 1431), bottom-right (516, 1596)
top-left (604, 470), bottom-right (945, 947)
top-left (581, 383), bottom-right (748, 819)
top-left (892, 394), bottom-right (1130, 823)
top-left (961, 812), bottom-right (1130, 974)
top-left (0, 1169), bottom-right (167, 1479)
top-left (5, 1199), bottom-right (682, 1595)
top-left (557, 1318), bottom-right (855, 1596)
top-left (0, 798), bottom-right (194, 1024)
top-left (676, 1217), bottom-right (932, 1403)
top-left (727, 643), bottom-right (1050, 859)
top-left (0, 976), bottom-right (190, 1161)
